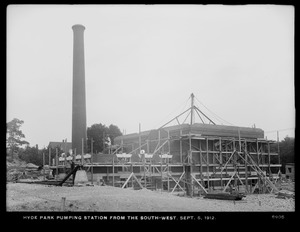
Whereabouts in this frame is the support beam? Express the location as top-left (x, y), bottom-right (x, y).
top-left (170, 172), bottom-right (185, 193)
top-left (158, 108), bottom-right (191, 129)
top-left (91, 138), bottom-right (93, 185)
top-left (268, 141), bottom-right (271, 178)
top-left (147, 140), bottom-right (149, 154)
top-left (153, 140), bottom-right (169, 156)
top-left (222, 171), bottom-right (237, 192)
top-left (167, 130), bottom-right (170, 192)
top-left (139, 123), bottom-right (141, 155)
top-left (219, 137), bottom-right (223, 189)
top-left (194, 106), bottom-right (216, 125)
top-left (176, 117), bottom-right (180, 125)
top-left (185, 165), bottom-right (192, 196)
top-left (143, 155), bottom-right (146, 188)
top-left (256, 139), bottom-right (260, 167)
top-left (55, 148), bottom-right (58, 180)
top-left (191, 174), bottom-right (207, 194)
top-left (190, 93), bottom-right (195, 125)
top-left (277, 131), bottom-right (281, 167)
top-left (245, 140), bottom-right (248, 193)
top-left (112, 155), bottom-right (114, 187)
top-left (180, 130), bottom-right (183, 163)
top-left (43, 152), bottom-right (45, 181)
top-left (195, 107), bottom-right (205, 124)
top-left (189, 132), bottom-right (192, 164)
top-left (81, 138), bottom-right (84, 165)
top-left (159, 129), bottom-right (162, 192)
top-left (199, 140), bottom-right (203, 185)
top-left (121, 172), bottom-right (144, 189)
top-left (122, 172), bottom-right (134, 188)
top-left (206, 138), bottom-right (210, 191)
top-left (236, 151), bottom-right (279, 193)
top-left (49, 147), bottom-right (51, 166)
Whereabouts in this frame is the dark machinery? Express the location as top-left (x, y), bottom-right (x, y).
top-left (57, 164), bottom-right (81, 186)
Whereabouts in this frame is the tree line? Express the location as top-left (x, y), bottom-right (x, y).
top-left (6, 118), bottom-right (294, 173)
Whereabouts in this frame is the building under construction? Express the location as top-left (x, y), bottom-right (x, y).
top-left (52, 93), bottom-right (281, 196)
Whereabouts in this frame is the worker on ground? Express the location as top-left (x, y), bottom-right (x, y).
top-left (71, 161), bottom-right (76, 185)
top-left (229, 183), bottom-right (233, 194)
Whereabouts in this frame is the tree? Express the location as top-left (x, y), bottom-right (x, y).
top-left (87, 123), bottom-right (123, 153)
top-left (270, 136), bottom-right (294, 173)
top-left (6, 118), bottom-right (29, 157)
top-left (279, 136), bottom-right (294, 173)
top-left (108, 124), bottom-right (122, 143)
top-left (18, 145), bottom-right (42, 166)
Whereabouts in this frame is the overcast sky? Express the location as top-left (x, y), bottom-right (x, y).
top-left (7, 4), bottom-right (295, 148)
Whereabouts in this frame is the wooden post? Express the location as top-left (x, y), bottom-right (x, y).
top-left (91, 138), bottom-right (93, 185)
top-left (212, 140), bottom-right (215, 191)
top-left (238, 129), bottom-right (241, 152)
top-left (161, 154), bottom-right (163, 192)
top-left (245, 140), bottom-right (248, 193)
top-left (167, 161), bottom-right (170, 192)
top-left (190, 93), bottom-right (195, 125)
top-left (43, 152), bottom-right (45, 180)
top-left (185, 164), bottom-right (192, 197)
top-left (189, 132), bottom-right (192, 164)
top-left (56, 148), bottom-right (58, 180)
top-left (256, 139), bottom-right (260, 166)
top-left (238, 130), bottom-right (241, 192)
top-left (167, 130), bottom-right (170, 192)
top-left (81, 138), bottom-right (84, 165)
top-left (168, 130), bottom-right (171, 155)
top-left (61, 197), bottom-right (66, 211)
top-left (180, 130), bottom-right (183, 163)
top-left (233, 139), bottom-right (237, 189)
top-left (157, 130), bottom-right (163, 192)
top-left (237, 130), bottom-right (241, 191)
top-left (139, 123), bottom-right (141, 155)
top-left (150, 157), bottom-right (152, 190)
top-left (206, 138), bottom-right (209, 191)
top-left (112, 155), bottom-right (115, 187)
top-left (220, 137), bottom-right (223, 190)
top-left (268, 141), bottom-right (271, 178)
top-left (256, 139), bottom-right (261, 192)
top-left (199, 139), bottom-right (203, 186)
top-left (103, 131), bottom-right (105, 153)
top-left (65, 138), bottom-right (67, 155)
top-left (63, 140), bottom-right (66, 175)
top-left (49, 147), bottom-right (51, 166)
top-left (277, 131), bottom-right (281, 166)
top-left (225, 141), bottom-right (228, 176)
top-left (144, 157), bottom-right (146, 188)
top-left (121, 137), bottom-right (123, 153)
top-left (131, 164), bottom-right (133, 188)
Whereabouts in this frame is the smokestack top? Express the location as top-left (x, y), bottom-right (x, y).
top-left (72, 24), bottom-right (85, 31)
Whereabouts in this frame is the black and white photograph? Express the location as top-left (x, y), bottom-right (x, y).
top-left (6, 4), bottom-right (295, 221)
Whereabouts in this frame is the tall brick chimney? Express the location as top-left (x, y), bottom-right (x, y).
top-left (72, 24), bottom-right (87, 155)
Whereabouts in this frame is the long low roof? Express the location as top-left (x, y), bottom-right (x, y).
top-left (115, 123), bottom-right (264, 142)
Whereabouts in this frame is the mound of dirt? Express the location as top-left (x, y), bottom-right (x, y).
top-left (6, 157), bottom-right (51, 182)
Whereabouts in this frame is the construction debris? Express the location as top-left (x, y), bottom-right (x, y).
top-left (7, 157), bottom-right (52, 182)
top-left (276, 190), bottom-right (295, 199)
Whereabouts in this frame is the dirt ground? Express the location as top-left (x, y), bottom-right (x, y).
top-left (6, 182), bottom-right (295, 212)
